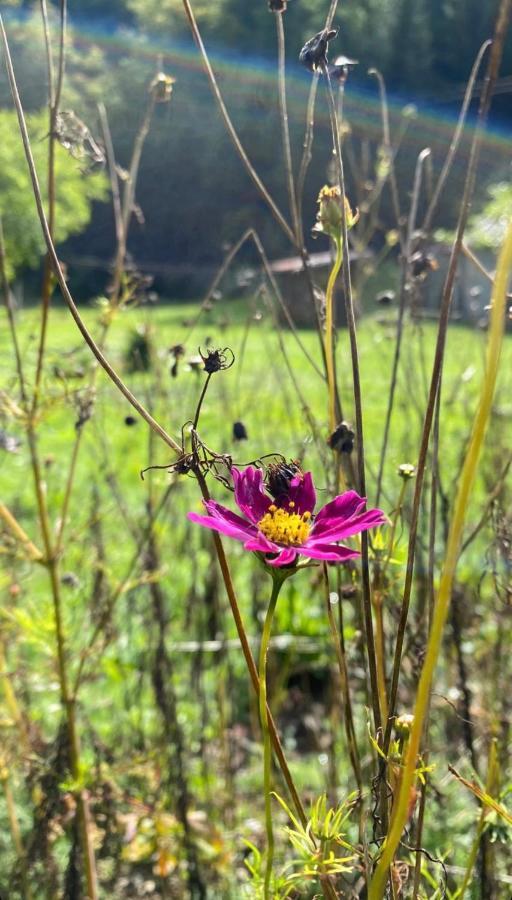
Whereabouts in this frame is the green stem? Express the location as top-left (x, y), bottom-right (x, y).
top-left (259, 573), bottom-right (286, 899)
top-left (456, 740), bottom-right (498, 900)
top-left (368, 217), bottom-right (512, 900)
top-left (323, 564), bottom-right (362, 791)
top-left (325, 235), bottom-right (343, 434)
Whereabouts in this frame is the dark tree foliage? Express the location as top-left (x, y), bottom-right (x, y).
top-left (3, 0), bottom-right (511, 298)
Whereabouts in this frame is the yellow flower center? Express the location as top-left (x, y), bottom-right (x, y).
top-left (257, 502), bottom-right (311, 547)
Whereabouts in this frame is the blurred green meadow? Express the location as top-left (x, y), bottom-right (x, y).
top-left (1, 295), bottom-right (512, 894)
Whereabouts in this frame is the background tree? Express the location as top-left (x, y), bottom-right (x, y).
top-left (0, 109), bottom-right (107, 279)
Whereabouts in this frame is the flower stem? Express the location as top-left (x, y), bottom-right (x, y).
top-left (323, 565), bottom-right (362, 791)
top-left (259, 573), bottom-right (286, 899)
top-left (325, 235), bottom-right (343, 434)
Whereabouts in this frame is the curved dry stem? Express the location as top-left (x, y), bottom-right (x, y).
top-left (422, 40), bottom-right (492, 234)
top-left (367, 68), bottom-right (404, 248)
top-left (181, 0), bottom-right (294, 245)
top-left (375, 147), bottom-right (431, 507)
top-left (275, 12), bottom-right (300, 241)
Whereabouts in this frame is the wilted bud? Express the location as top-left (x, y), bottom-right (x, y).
top-left (313, 185), bottom-right (359, 240)
top-left (328, 421), bottom-right (355, 453)
top-left (199, 347), bottom-right (235, 374)
top-left (397, 463), bottom-right (416, 480)
top-left (233, 421), bottom-right (248, 441)
top-left (395, 713), bottom-right (414, 735)
top-left (149, 72), bottom-right (176, 103)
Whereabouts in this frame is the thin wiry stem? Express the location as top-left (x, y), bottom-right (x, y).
top-left (412, 388), bottom-right (440, 899)
top-left (462, 240), bottom-right (512, 299)
top-left (181, 0), bottom-right (294, 244)
top-left (181, 0), bottom-right (332, 378)
top-left (367, 68), bottom-right (404, 250)
top-left (32, 0), bottom-right (66, 413)
top-left (0, 216), bottom-right (27, 404)
top-left (382, 0), bottom-right (511, 758)
top-left (98, 102), bottom-right (123, 249)
top-left (183, 227), bottom-right (324, 378)
top-left (375, 147), bottom-right (431, 507)
top-left (324, 235), bottom-right (343, 433)
top-left (322, 61), bottom-right (382, 735)
top-left (422, 40), bottom-right (491, 234)
top-left (259, 575), bottom-right (285, 898)
top-left (324, 565), bottom-right (362, 791)
top-left (275, 11), bottom-right (300, 240)
top-left (296, 72), bottom-right (319, 247)
top-left (110, 92), bottom-right (157, 304)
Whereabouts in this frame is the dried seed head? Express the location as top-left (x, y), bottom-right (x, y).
top-left (199, 347), bottom-right (235, 374)
top-left (313, 185), bottom-right (359, 240)
top-left (328, 421), bottom-right (355, 454)
top-left (265, 460), bottom-right (302, 500)
top-left (268, 0), bottom-right (289, 10)
top-left (233, 421), bottom-right (248, 441)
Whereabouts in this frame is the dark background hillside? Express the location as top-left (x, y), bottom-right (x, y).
top-left (3, 0), bottom-right (511, 299)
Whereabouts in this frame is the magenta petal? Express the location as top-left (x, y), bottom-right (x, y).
top-left (232, 466), bottom-right (272, 523)
top-left (312, 507), bottom-right (387, 542)
top-left (284, 471), bottom-right (316, 514)
top-left (299, 542), bottom-right (361, 562)
top-left (244, 536), bottom-right (279, 554)
top-left (203, 499), bottom-right (257, 532)
top-left (314, 490), bottom-right (367, 527)
top-left (187, 503), bottom-right (257, 543)
top-left (266, 547), bottom-right (298, 567)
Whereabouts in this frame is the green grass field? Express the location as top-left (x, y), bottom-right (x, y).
top-left (1, 298), bottom-right (511, 894)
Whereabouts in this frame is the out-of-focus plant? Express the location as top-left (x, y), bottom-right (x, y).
top-left (0, 109), bottom-right (107, 278)
top-left (465, 182), bottom-right (512, 249)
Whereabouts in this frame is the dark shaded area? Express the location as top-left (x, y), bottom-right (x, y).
top-left (2, 0), bottom-right (511, 301)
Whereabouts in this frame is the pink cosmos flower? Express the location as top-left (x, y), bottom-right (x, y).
top-left (188, 465), bottom-right (386, 568)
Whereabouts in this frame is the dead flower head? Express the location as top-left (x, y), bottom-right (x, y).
top-left (199, 347), bottom-right (235, 374)
top-left (299, 28), bottom-right (338, 73)
top-left (313, 185), bottom-right (359, 240)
